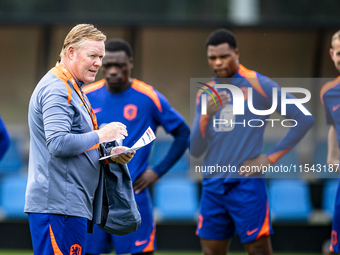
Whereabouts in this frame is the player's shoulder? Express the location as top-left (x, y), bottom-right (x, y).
top-left (31, 71), bottom-right (73, 105)
top-left (238, 64), bottom-right (272, 83)
top-left (131, 78), bottom-right (156, 92)
top-left (131, 78), bottom-right (164, 110)
top-left (321, 77), bottom-right (340, 96)
top-left (82, 79), bottom-right (106, 95)
top-left (38, 70), bottom-right (69, 95)
top-left (320, 76), bottom-right (340, 105)
top-left (238, 64), bottom-right (275, 98)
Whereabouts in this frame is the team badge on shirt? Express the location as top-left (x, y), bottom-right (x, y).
top-left (332, 230), bottom-right (338, 247)
top-left (124, 104), bottom-right (138, 121)
top-left (70, 244), bottom-right (82, 255)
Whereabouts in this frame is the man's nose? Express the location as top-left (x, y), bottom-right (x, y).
top-left (108, 66), bottom-right (119, 76)
top-left (215, 58), bottom-right (222, 66)
top-left (94, 57), bottom-right (102, 67)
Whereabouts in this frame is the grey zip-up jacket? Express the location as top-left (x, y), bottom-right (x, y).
top-left (25, 66), bottom-right (100, 220)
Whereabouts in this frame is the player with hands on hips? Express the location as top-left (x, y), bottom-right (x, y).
top-left (83, 38), bottom-right (190, 255)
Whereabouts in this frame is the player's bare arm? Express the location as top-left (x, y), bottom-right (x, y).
top-left (132, 122), bottom-right (189, 194)
top-left (133, 169), bottom-right (159, 194)
top-left (327, 125), bottom-right (340, 172)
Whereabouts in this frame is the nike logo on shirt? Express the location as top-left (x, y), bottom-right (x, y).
top-left (93, 108), bottom-right (102, 114)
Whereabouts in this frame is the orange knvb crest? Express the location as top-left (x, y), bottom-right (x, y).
top-left (124, 104), bottom-right (138, 121)
top-left (70, 244), bottom-right (82, 255)
top-left (332, 230), bottom-right (338, 246)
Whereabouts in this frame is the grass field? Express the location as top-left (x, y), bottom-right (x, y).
top-left (0, 251), bottom-right (322, 255)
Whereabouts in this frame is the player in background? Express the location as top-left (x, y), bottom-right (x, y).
top-left (83, 38), bottom-right (190, 255)
top-left (321, 30), bottom-right (340, 254)
top-left (190, 28), bottom-right (315, 255)
top-left (0, 115), bottom-right (10, 161)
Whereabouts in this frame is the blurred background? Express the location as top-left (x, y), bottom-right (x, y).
top-left (1, 0), bottom-right (340, 253)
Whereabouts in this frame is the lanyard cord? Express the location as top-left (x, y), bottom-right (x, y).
top-left (55, 62), bottom-right (99, 130)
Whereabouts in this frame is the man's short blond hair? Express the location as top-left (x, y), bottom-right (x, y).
top-left (60, 24), bottom-right (106, 58)
top-left (331, 30), bottom-right (340, 48)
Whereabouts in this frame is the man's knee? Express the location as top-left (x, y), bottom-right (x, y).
top-left (132, 252), bottom-right (154, 255)
top-left (202, 245), bottom-right (217, 255)
top-left (245, 236), bottom-right (272, 255)
top-left (201, 238), bottom-right (230, 255)
top-left (247, 247), bottom-right (271, 255)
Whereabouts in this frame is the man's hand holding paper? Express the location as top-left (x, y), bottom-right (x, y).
top-left (109, 146), bottom-right (135, 164)
top-left (99, 127), bottom-right (156, 161)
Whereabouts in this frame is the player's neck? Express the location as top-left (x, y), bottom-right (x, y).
top-left (106, 78), bottom-right (132, 94)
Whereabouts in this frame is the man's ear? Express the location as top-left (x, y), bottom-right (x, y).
top-left (234, 48), bottom-right (239, 60)
top-left (330, 48), bottom-right (334, 62)
top-left (129, 57), bottom-right (134, 70)
top-left (67, 45), bottom-right (75, 60)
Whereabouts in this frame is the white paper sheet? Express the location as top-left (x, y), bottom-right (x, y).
top-left (99, 127), bottom-right (156, 160)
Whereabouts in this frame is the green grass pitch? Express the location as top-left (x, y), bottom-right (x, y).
top-left (0, 251), bottom-right (322, 255)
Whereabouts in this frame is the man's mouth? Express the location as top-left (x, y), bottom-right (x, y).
top-left (107, 77), bottom-right (121, 84)
top-left (215, 69), bottom-right (228, 76)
